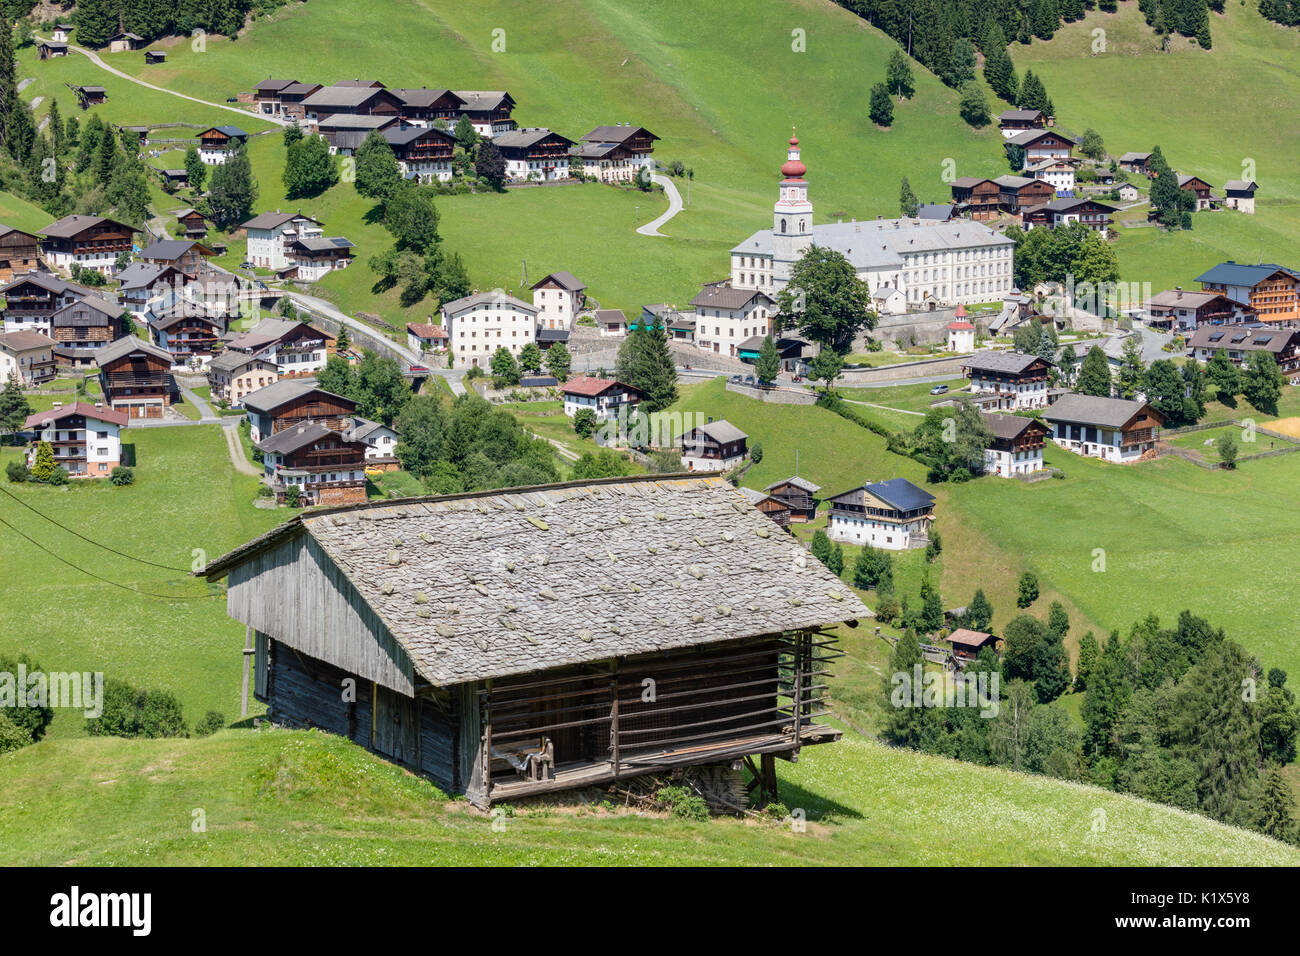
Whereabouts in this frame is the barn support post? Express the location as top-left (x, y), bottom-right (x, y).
top-left (240, 624), bottom-right (253, 718)
top-left (482, 679), bottom-right (493, 800)
top-left (609, 660), bottom-right (620, 779)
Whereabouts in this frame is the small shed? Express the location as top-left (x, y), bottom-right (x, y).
top-left (144, 50), bottom-right (167, 64)
top-left (946, 628), bottom-right (1000, 665)
top-left (199, 475), bottom-right (869, 807)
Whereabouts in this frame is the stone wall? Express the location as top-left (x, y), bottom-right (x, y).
top-left (724, 381), bottom-right (817, 404)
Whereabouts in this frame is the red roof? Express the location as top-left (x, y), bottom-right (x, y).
top-left (562, 375), bottom-right (639, 398)
top-left (954, 303), bottom-right (967, 318)
top-left (25, 401), bottom-right (128, 429)
top-left (407, 322), bottom-right (448, 340)
top-left (946, 628), bottom-right (996, 648)
top-left (947, 320), bottom-right (975, 331)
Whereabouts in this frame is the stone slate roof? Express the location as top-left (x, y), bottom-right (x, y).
top-left (962, 350), bottom-right (1051, 374)
top-left (765, 476), bottom-right (821, 494)
top-left (201, 476), bottom-right (869, 686)
top-left (1044, 393), bottom-right (1162, 429)
top-left (94, 335), bottom-right (172, 367)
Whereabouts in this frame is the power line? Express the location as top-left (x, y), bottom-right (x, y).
top-left (0, 514), bottom-right (214, 601)
top-left (0, 484), bottom-right (191, 571)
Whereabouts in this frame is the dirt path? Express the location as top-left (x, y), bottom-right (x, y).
top-left (35, 36), bottom-right (284, 126)
top-left (222, 420), bottom-right (262, 477)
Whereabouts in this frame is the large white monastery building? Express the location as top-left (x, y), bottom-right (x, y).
top-left (728, 134), bottom-right (1016, 308)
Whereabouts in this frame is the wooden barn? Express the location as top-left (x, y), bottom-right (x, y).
top-left (762, 476), bottom-right (820, 522)
top-left (200, 476), bottom-right (867, 807)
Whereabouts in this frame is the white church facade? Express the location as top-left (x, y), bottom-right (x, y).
top-left (728, 134), bottom-right (1016, 309)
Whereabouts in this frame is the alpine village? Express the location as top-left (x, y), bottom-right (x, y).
top-left (1, 0), bottom-right (1299, 874)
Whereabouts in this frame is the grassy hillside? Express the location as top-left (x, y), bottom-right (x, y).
top-left (0, 426), bottom-right (285, 736)
top-left (2, 727), bottom-right (1294, 865)
top-left (1012, 1), bottom-right (1300, 290)
top-left (13, 0), bottom-right (1003, 326)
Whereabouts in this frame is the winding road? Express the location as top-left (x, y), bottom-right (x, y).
top-left (636, 173), bottom-right (683, 237)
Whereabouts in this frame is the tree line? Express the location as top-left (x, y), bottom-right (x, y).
top-left (68, 0), bottom-right (301, 48)
top-left (880, 604), bottom-right (1300, 845)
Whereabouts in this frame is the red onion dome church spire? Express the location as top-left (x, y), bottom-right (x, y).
top-left (772, 127), bottom-right (813, 263)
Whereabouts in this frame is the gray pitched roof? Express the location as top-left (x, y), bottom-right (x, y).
top-left (240, 378), bottom-right (353, 414)
top-left (962, 351), bottom-right (1052, 374)
top-left (207, 350), bottom-right (275, 374)
top-left (94, 335), bottom-right (172, 367)
top-left (256, 420), bottom-right (341, 455)
top-left (731, 216), bottom-right (1013, 269)
top-left (200, 475), bottom-right (869, 686)
top-left (1044, 393), bottom-right (1159, 428)
top-left (240, 211), bottom-right (322, 231)
top-left (441, 290), bottom-right (537, 315)
top-left (686, 420), bottom-right (747, 444)
top-left (765, 476), bottom-right (821, 494)
top-left (531, 270), bottom-right (586, 292)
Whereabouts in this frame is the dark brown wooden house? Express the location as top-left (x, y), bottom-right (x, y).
top-left (0, 225), bottom-right (41, 282)
top-left (739, 487), bottom-right (792, 527)
top-left (176, 208), bottom-right (210, 239)
top-left (38, 214), bottom-right (137, 276)
top-left (240, 379), bottom-right (358, 443)
top-left (95, 336), bottom-right (175, 418)
top-left (199, 476), bottom-right (868, 807)
top-left (679, 419), bottom-right (748, 473)
top-left (946, 628), bottom-right (999, 665)
top-left (949, 177), bottom-right (1001, 221)
top-left (393, 88), bottom-right (467, 126)
top-left (763, 476), bottom-right (820, 522)
top-left (256, 421), bottom-right (369, 506)
top-left (994, 175), bottom-right (1054, 215)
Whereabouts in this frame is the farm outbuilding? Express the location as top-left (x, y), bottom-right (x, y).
top-left (201, 475), bottom-right (867, 807)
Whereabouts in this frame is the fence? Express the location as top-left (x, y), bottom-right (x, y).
top-left (1161, 419), bottom-right (1300, 469)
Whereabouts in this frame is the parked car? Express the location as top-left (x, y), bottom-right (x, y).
top-left (226, 97), bottom-right (238, 103)
top-left (744, 375), bottom-right (756, 385)
top-left (729, 374), bottom-right (743, 383)
top-left (929, 384), bottom-right (950, 395)
top-left (240, 261), bottom-right (254, 270)
top-left (408, 365), bottom-right (430, 373)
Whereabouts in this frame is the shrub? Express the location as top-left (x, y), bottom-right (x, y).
top-left (573, 407), bottom-right (597, 439)
top-left (750, 441), bottom-right (763, 464)
top-left (1017, 571), bottom-right (1040, 608)
top-left (0, 653), bottom-right (54, 741)
top-left (86, 679), bottom-right (188, 738)
top-left (0, 713), bottom-right (33, 754)
top-left (48, 466), bottom-right (68, 486)
top-left (655, 784), bottom-right (710, 821)
top-left (5, 460), bottom-right (27, 483)
top-left (194, 711), bottom-right (226, 737)
top-left (109, 466), bottom-right (134, 486)
top-left (285, 485), bottom-right (301, 508)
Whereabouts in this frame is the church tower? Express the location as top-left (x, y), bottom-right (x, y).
top-left (772, 129), bottom-right (813, 281)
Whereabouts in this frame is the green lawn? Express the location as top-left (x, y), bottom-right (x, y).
top-left (1, 725), bottom-right (1292, 865)
top-left (0, 425), bottom-right (285, 737)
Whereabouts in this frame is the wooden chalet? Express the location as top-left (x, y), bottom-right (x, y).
top-left (1188, 326), bottom-right (1300, 384)
top-left (961, 351), bottom-right (1053, 409)
top-left (199, 476), bottom-right (867, 807)
top-left (1146, 288), bottom-right (1253, 331)
top-left (147, 302), bottom-right (228, 363)
top-left (1044, 393), bottom-right (1164, 463)
top-left (1178, 174), bottom-right (1215, 211)
top-left (494, 128), bottom-right (577, 182)
top-left (253, 79), bottom-right (323, 120)
top-left (95, 336), bottom-right (175, 418)
top-left (1196, 262), bottom-right (1300, 325)
top-left (949, 177), bottom-right (1000, 221)
top-left (997, 109), bottom-right (1046, 137)
top-left (946, 629), bottom-right (999, 666)
top-left (144, 50), bottom-right (167, 64)
top-left (393, 88), bottom-right (467, 126)
top-left (762, 476), bottom-right (820, 522)
top-left (0, 273), bottom-right (89, 334)
top-left (175, 208), bottom-right (210, 239)
top-left (38, 214), bottom-right (137, 275)
top-left (994, 175), bottom-right (1054, 215)
top-left (1023, 197), bottom-right (1115, 233)
top-left (451, 90), bottom-right (516, 137)
top-left (240, 378), bottom-right (357, 442)
top-left (39, 41), bottom-right (68, 59)
top-left (256, 420), bottom-right (369, 506)
top-left (739, 487), bottom-right (792, 528)
top-left (826, 478), bottom-right (935, 551)
top-left (1118, 152), bottom-right (1153, 177)
top-left (383, 125), bottom-right (455, 181)
top-left (301, 84), bottom-right (404, 123)
top-left (136, 237), bottom-right (215, 276)
top-left (0, 225), bottom-right (41, 282)
top-left (679, 419), bottom-right (748, 473)
top-left (981, 411), bottom-right (1049, 478)
top-left (50, 294), bottom-right (121, 359)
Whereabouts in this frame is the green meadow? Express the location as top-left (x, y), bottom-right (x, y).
top-left (2, 725), bottom-right (1293, 865)
top-left (0, 426), bottom-right (284, 736)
